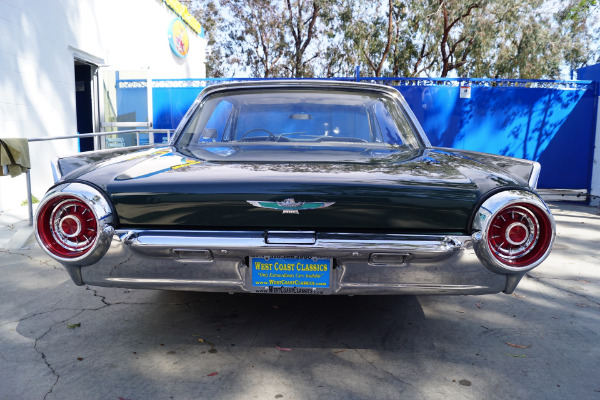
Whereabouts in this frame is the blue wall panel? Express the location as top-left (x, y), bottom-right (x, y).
top-left (395, 85), bottom-right (596, 189)
top-left (153, 87), bottom-right (202, 129)
top-left (152, 87), bottom-right (202, 143)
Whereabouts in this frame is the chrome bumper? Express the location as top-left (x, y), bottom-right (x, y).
top-left (62, 230), bottom-right (518, 295)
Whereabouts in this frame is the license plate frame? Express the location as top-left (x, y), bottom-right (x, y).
top-left (248, 256), bottom-right (333, 295)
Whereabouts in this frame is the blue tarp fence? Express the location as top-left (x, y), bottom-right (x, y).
top-left (116, 76), bottom-right (599, 190)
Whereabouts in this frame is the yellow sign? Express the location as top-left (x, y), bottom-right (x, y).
top-left (163, 0), bottom-right (203, 36)
top-left (169, 18), bottom-right (190, 57)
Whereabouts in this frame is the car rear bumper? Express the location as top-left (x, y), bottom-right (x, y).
top-left (61, 229), bottom-right (517, 295)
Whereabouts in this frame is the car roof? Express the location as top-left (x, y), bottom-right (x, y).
top-left (198, 79), bottom-right (402, 99)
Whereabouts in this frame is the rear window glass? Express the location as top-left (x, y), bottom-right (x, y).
top-left (178, 89), bottom-right (421, 148)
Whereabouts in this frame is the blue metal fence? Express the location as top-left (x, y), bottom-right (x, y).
top-left (384, 77), bottom-right (597, 190)
top-left (115, 76), bottom-right (598, 190)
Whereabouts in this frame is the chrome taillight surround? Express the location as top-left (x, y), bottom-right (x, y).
top-left (35, 183), bottom-right (115, 266)
top-left (472, 190), bottom-right (555, 273)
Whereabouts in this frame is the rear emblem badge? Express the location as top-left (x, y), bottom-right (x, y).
top-left (247, 198), bottom-right (335, 214)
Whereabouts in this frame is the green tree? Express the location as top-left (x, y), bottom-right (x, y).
top-left (457, 0), bottom-right (593, 78)
top-left (221, 0), bottom-right (287, 77)
top-left (563, 0), bottom-right (598, 20)
top-left (190, 0), bottom-right (598, 79)
top-left (188, 0), bottom-right (228, 77)
top-left (335, 0), bottom-right (597, 79)
top-left (283, 0), bottom-right (323, 77)
top-left (336, 0), bottom-right (395, 77)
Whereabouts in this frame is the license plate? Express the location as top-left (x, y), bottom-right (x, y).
top-left (249, 256), bottom-right (332, 294)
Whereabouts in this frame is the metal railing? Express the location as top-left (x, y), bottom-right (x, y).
top-left (25, 129), bottom-right (173, 225)
top-left (116, 75), bottom-right (597, 92)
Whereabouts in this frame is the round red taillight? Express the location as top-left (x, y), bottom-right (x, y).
top-left (36, 195), bottom-right (99, 259)
top-left (486, 203), bottom-right (553, 268)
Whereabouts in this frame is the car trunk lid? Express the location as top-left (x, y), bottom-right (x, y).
top-left (97, 146), bottom-right (497, 233)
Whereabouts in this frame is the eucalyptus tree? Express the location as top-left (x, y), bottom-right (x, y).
top-left (191, 0), bottom-right (597, 79)
top-left (457, 0), bottom-right (595, 78)
top-left (188, 0), bottom-right (227, 77)
top-left (283, 0), bottom-right (323, 77)
top-left (218, 0), bottom-right (287, 77)
top-left (335, 0), bottom-right (395, 77)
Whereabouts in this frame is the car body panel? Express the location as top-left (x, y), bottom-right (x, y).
top-left (55, 144), bottom-right (528, 233)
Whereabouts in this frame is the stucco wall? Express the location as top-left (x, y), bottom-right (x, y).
top-left (0, 0), bottom-right (206, 210)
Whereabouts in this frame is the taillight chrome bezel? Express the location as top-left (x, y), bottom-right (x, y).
top-left (35, 183), bottom-right (115, 266)
top-left (472, 190), bottom-right (555, 274)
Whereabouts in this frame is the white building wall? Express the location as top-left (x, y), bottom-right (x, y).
top-left (91, 0), bottom-right (206, 77)
top-left (0, 0), bottom-right (206, 211)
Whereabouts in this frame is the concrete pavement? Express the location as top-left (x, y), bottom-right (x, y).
top-left (0, 204), bottom-right (35, 251)
top-left (0, 202), bottom-right (599, 400)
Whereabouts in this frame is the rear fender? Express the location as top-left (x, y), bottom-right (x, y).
top-left (435, 147), bottom-right (541, 189)
top-left (53, 145), bottom-right (159, 181)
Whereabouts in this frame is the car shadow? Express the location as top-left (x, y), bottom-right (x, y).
top-left (147, 290), bottom-right (435, 354)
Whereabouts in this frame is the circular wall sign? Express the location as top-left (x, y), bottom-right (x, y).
top-left (168, 18), bottom-right (189, 57)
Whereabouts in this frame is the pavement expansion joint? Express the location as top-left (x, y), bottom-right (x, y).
top-left (340, 340), bottom-right (416, 389)
top-left (525, 273), bottom-right (600, 307)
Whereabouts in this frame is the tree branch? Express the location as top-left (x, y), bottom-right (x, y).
top-left (300, 1), bottom-right (320, 54)
top-left (447, 3), bottom-right (479, 32)
top-left (286, 0), bottom-right (299, 44)
top-left (375, 0), bottom-right (394, 76)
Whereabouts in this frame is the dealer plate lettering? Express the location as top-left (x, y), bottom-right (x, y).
top-left (250, 256), bottom-right (332, 294)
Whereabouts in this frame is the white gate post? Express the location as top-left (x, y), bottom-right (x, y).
top-left (590, 92), bottom-right (600, 207)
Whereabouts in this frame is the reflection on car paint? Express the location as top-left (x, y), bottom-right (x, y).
top-left (116, 152), bottom-right (203, 180)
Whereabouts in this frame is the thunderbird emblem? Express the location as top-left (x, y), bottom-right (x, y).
top-left (247, 198), bottom-right (335, 214)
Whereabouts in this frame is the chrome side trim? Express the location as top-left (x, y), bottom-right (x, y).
top-left (471, 190), bottom-right (555, 274)
top-left (50, 158), bottom-right (61, 182)
top-left (266, 231), bottom-right (316, 244)
top-left (97, 278), bottom-right (494, 296)
top-left (121, 230), bottom-right (466, 259)
top-left (35, 182), bottom-right (115, 266)
top-left (106, 278), bottom-right (244, 291)
top-left (337, 283), bottom-right (494, 295)
top-left (528, 162), bottom-right (541, 189)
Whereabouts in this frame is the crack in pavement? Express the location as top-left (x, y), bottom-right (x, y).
top-left (34, 309), bottom-right (86, 400)
top-left (0, 249), bottom-right (61, 270)
top-left (0, 306), bottom-right (107, 328)
top-left (85, 286), bottom-right (111, 307)
top-left (83, 286), bottom-right (197, 308)
top-left (26, 284), bottom-right (204, 398)
top-left (25, 285), bottom-right (113, 399)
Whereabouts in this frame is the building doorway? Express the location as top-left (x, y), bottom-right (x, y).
top-left (74, 60), bottom-right (98, 152)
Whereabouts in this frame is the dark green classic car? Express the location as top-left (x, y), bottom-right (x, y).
top-left (35, 81), bottom-right (555, 295)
